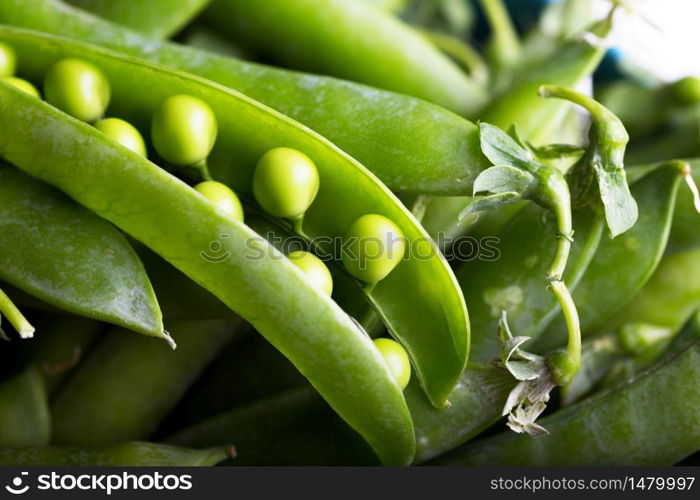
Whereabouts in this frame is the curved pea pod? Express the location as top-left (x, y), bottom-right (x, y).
top-left (20, 315), bottom-right (103, 396)
top-left (0, 0), bottom-right (491, 197)
top-left (50, 320), bottom-right (242, 446)
top-left (0, 163), bottom-right (165, 340)
top-left (202, 0), bottom-right (486, 116)
top-left (174, 332), bottom-right (306, 427)
top-left (408, 363), bottom-right (514, 463)
top-left (535, 162), bottom-right (686, 351)
top-left (66, 0), bottom-right (210, 39)
top-left (608, 248), bottom-right (700, 335)
top-left (170, 362), bottom-right (515, 465)
top-left (438, 341), bottom-right (700, 466)
top-left (0, 366), bottom-right (50, 447)
top-left (456, 205), bottom-right (604, 363)
top-left (0, 442), bottom-right (229, 466)
top-left (168, 386), bottom-right (378, 466)
top-left (0, 28), bottom-right (468, 409)
top-left (0, 82), bottom-right (415, 465)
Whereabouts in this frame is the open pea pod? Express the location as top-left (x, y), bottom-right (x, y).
top-left (0, 443), bottom-right (229, 466)
top-left (0, 0), bottom-right (491, 196)
top-left (0, 164), bottom-right (164, 339)
top-left (534, 162), bottom-right (686, 351)
top-left (201, 0), bottom-right (487, 116)
top-left (0, 69), bottom-right (423, 467)
top-left (65, 0), bottom-right (210, 39)
top-left (438, 341), bottom-right (700, 466)
top-left (0, 27), bottom-right (469, 409)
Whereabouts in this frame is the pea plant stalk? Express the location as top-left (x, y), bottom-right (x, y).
top-left (0, 288), bottom-right (34, 338)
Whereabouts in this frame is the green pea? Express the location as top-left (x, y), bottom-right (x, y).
top-left (2, 76), bottom-right (39, 98)
top-left (342, 214), bottom-right (406, 283)
top-left (151, 94), bottom-right (217, 166)
top-left (0, 42), bottom-right (15, 77)
top-left (253, 147), bottom-right (319, 219)
top-left (194, 181), bottom-right (244, 222)
top-left (373, 338), bottom-right (411, 390)
top-left (95, 118), bottom-right (147, 157)
top-left (670, 76), bottom-right (700, 106)
top-left (44, 58), bottom-right (110, 123)
top-left (287, 250), bottom-right (333, 296)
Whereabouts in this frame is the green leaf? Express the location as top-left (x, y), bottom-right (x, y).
top-left (593, 160), bottom-right (638, 237)
top-left (479, 122), bottom-right (535, 169)
top-left (473, 165), bottom-right (536, 196)
top-left (458, 192), bottom-right (522, 221)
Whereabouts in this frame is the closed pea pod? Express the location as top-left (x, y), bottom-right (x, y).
top-left (202, 0), bottom-right (487, 116)
top-left (65, 0), bottom-right (211, 40)
top-left (0, 443), bottom-right (230, 466)
top-left (51, 320), bottom-right (242, 445)
top-left (44, 57), bottom-right (110, 123)
top-left (95, 117), bottom-right (146, 157)
top-left (437, 341), bottom-right (700, 466)
top-left (0, 366), bottom-right (50, 447)
top-left (0, 162), bottom-right (164, 341)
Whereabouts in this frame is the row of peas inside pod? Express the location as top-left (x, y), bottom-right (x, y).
top-left (0, 41), bottom-right (411, 391)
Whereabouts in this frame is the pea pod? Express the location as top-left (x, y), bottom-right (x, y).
top-left (479, 12), bottom-right (611, 144)
top-left (437, 341), bottom-right (700, 466)
top-left (0, 27), bottom-right (468, 409)
top-left (168, 386), bottom-right (378, 466)
top-left (51, 320), bottom-right (240, 445)
top-left (534, 162), bottom-right (686, 351)
top-left (0, 0), bottom-right (491, 196)
top-left (0, 442), bottom-right (229, 466)
top-left (202, 0), bottom-right (486, 116)
top-left (0, 366), bottom-right (50, 447)
top-left (0, 78), bottom-right (415, 465)
top-left (455, 204), bottom-right (603, 364)
top-left (20, 314), bottom-right (103, 396)
top-left (0, 163), bottom-right (164, 340)
top-left (169, 362), bottom-right (515, 465)
top-left (608, 248), bottom-right (700, 334)
top-left (66, 0), bottom-right (210, 39)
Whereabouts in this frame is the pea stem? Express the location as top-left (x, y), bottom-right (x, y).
top-left (478, 0), bottom-right (520, 70)
top-left (193, 159), bottom-right (213, 181)
top-left (547, 280), bottom-right (582, 386)
top-left (547, 203), bottom-right (574, 281)
top-left (0, 288), bottom-right (35, 338)
top-left (421, 31), bottom-right (489, 85)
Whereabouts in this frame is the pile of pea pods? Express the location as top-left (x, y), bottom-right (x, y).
top-left (0, 0), bottom-right (698, 467)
